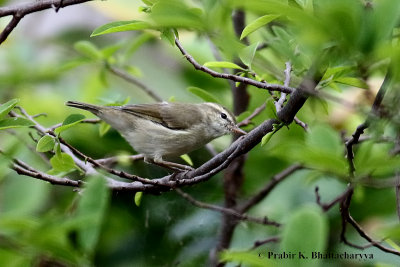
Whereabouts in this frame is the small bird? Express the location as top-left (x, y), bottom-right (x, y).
top-left (65, 101), bottom-right (246, 171)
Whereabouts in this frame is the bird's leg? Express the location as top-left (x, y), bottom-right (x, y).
top-left (146, 156), bottom-right (194, 172)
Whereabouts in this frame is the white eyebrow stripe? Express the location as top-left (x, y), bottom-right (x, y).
top-left (203, 102), bottom-right (224, 112)
top-left (203, 102), bottom-right (236, 123)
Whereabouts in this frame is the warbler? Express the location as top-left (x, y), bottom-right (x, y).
top-left (66, 101), bottom-right (246, 171)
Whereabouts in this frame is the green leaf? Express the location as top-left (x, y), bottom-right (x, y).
top-left (36, 135), bottom-right (55, 153)
top-left (187, 87), bottom-right (220, 103)
top-left (0, 99), bottom-right (19, 120)
top-left (104, 96), bottom-right (131, 106)
top-left (334, 77), bottom-right (369, 89)
top-left (55, 114), bottom-right (86, 135)
top-left (295, 0), bottom-right (314, 11)
top-left (203, 61), bottom-right (244, 70)
top-left (180, 154), bottom-right (193, 166)
top-left (0, 117), bottom-right (35, 130)
top-left (240, 14), bottom-right (280, 40)
top-left (261, 123), bottom-right (282, 146)
top-left (49, 153), bottom-right (77, 173)
top-left (239, 42), bottom-right (259, 68)
top-left (74, 41), bottom-right (102, 60)
top-left (58, 57), bottom-right (92, 71)
top-left (261, 131), bottom-right (274, 146)
top-left (99, 121), bottom-right (111, 137)
top-left (91, 20), bottom-right (153, 37)
top-left (160, 28), bottom-right (176, 46)
top-left (55, 142), bottom-right (62, 159)
top-left (101, 43), bottom-right (123, 59)
top-left (281, 205), bottom-right (328, 267)
top-left (150, 0), bottom-right (204, 30)
top-left (321, 65), bottom-right (354, 81)
top-left (76, 176), bottom-right (110, 254)
top-left (134, 192), bottom-right (143, 207)
top-left (125, 66), bottom-right (143, 77)
top-left (142, 0), bottom-right (156, 6)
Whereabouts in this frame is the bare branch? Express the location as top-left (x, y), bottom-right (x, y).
top-left (338, 186), bottom-right (400, 256)
top-left (49, 118), bottom-right (101, 131)
top-left (57, 136), bottom-right (165, 186)
top-left (345, 71), bottom-right (391, 176)
top-left (0, 14), bottom-right (22, 45)
top-left (249, 236), bottom-right (280, 250)
top-left (12, 159), bottom-right (81, 187)
top-left (106, 64), bottom-right (163, 102)
top-left (315, 186), bottom-right (353, 212)
top-left (238, 164), bottom-right (303, 213)
top-left (293, 117), bottom-right (308, 131)
top-left (347, 214), bottom-right (400, 256)
top-left (0, 0), bottom-right (93, 45)
top-left (275, 62), bottom-right (292, 112)
top-left (175, 188), bottom-right (280, 227)
top-left (174, 37), bottom-right (295, 94)
top-left (236, 103), bottom-right (266, 127)
top-left (95, 154), bottom-right (144, 166)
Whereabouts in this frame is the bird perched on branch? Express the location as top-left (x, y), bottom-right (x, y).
top-left (66, 101), bottom-right (246, 171)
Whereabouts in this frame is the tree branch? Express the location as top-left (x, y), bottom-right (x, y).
top-left (275, 61), bottom-right (292, 112)
top-left (249, 236), bottom-right (280, 250)
top-left (95, 154), bottom-right (144, 166)
top-left (174, 37), bottom-right (295, 94)
top-left (238, 164), bottom-right (303, 213)
top-left (10, 158), bottom-right (81, 187)
top-left (236, 102), bottom-right (266, 127)
top-left (315, 186), bottom-right (353, 212)
top-left (175, 188), bottom-right (280, 227)
top-left (345, 70), bottom-right (391, 176)
top-left (106, 64), bottom-right (163, 102)
top-left (0, 0), bottom-right (93, 45)
top-left (338, 186), bottom-right (400, 256)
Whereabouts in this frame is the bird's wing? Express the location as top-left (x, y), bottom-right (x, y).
top-left (120, 103), bottom-right (201, 130)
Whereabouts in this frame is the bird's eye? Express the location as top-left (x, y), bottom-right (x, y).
top-left (220, 113), bottom-right (227, 120)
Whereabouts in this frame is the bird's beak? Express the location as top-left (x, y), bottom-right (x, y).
top-left (232, 125), bottom-right (247, 135)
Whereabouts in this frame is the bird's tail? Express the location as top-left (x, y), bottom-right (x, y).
top-left (65, 101), bottom-right (102, 115)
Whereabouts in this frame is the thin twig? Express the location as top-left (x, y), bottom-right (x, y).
top-left (106, 64), bottom-right (163, 102)
top-left (293, 117), bottom-right (308, 131)
top-left (174, 37), bottom-right (295, 94)
top-left (338, 186), bottom-right (400, 256)
top-left (347, 214), bottom-right (400, 256)
top-left (175, 188), bottom-right (280, 227)
top-left (249, 236), bottom-right (280, 250)
top-left (49, 118), bottom-right (101, 131)
top-left (275, 62), bottom-right (292, 112)
top-left (12, 160), bottom-right (81, 187)
top-left (238, 164), bottom-right (303, 213)
top-left (57, 136), bottom-right (164, 186)
top-left (95, 154), bottom-right (144, 165)
top-left (345, 71), bottom-right (391, 177)
top-left (236, 103), bottom-right (266, 127)
top-left (0, 0), bottom-right (93, 45)
top-left (315, 186), bottom-right (353, 212)
top-left (345, 123), bottom-right (368, 177)
top-left (0, 14), bottom-right (22, 44)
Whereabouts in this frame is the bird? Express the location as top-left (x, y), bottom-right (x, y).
top-left (65, 101), bottom-right (246, 171)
